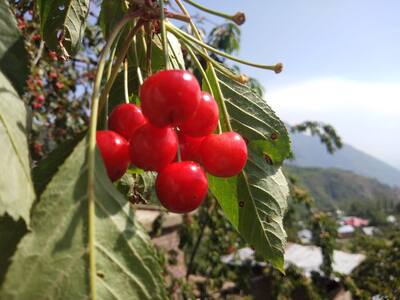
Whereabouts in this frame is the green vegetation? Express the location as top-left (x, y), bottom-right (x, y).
top-left (286, 166), bottom-right (400, 219)
top-left (339, 227), bottom-right (400, 299)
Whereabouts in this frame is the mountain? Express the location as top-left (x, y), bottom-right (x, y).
top-left (285, 165), bottom-right (400, 213)
top-left (288, 132), bottom-right (400, 187)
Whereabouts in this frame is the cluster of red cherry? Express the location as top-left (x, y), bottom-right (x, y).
top-left (97, 70), bottom-right (248, 213)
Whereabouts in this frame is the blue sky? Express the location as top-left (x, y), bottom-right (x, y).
top-left (184, 0), bottom-right (400, 169)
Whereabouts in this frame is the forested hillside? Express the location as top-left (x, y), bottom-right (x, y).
top-left (286, 166), bottom-right (400, 222)
top-left (289, 132), bottom-right (400, 187)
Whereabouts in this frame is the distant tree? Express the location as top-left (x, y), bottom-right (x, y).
top-left (12, 0), bottom-right (100, 161)
top-left (350, 229), bottom-right (400, 299)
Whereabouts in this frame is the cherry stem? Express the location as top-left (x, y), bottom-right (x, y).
top-left (216, 72), bottom-right (233, 132)
top-left (99, 21), bottom-right (144, 112)
top-left (182, 43), bottom-right (212, 93)
top-left (217, 121), bottom-right (222, 134)
top-left (180, 36), bottom-right (247, 83)
top-left (140, 28), bottom-right (147, 54)
top-left (99, 42), bottom-right (118, 129)
top-left (145, 22), bottom-right (153, 76)
top-left (176, 130), bottom-right (182, 162)
top-left (183, 0), bottom-right (242, 24)
top-left (209, 60), bottom-right (246, 83)
top-left (87, 11), bottom-right (138, 300)
top-left (159, 0), bottom-right (170, 69)
top-left (132, 35), bottom-right (144, 85)
top-left (180, 41), bottom-right (228, 133)
top-left (172, 0), bottom-right (233, 131)
top-left (168, 24), bottom-right (282, 73)
top-left (124, 58), bottom-right (129, 103)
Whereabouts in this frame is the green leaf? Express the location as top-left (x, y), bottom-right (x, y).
top-left (98, 0), bottom-right (126, 39)
top-left (37, 0), bottom-right (89, 55)
top-left (207, 175), bottom-right (239, 225)
top-left (208, 149), bottom-right (289, 271)
top-left (239, 151), bottom-right (288, 270)
top-left (108, 67), bottom-right (139, 112)
top-left (0, 72), bottom-right (35, 224)
top-left (0, 0), bottom-right (29, 95)
top-left (202, 68), bottom-right (288, 269)
top-left (0, 140), bottom-right (167, 299)
top-left (117, 171), bottom-right (160, 205)
top-left (219, 73), bottom-right (291, 164)
top-left (32, 131), bottom-right (86, 197)
top-left (136, 171), bottom-right (159, 205)
top-left (0, 215), bottom-right (27, 286)
top-left (151, 33), bottom-right (185, 71)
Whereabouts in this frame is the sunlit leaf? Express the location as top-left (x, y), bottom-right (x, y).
top-left (204, 68), bottom-right (289, 271)
top-left (0, 72), bottom-right (35, 224)
top-left (219, 73), bottom-right (290, 164)
top-left (0, 141), bottom-right (167, 299)
top-left (208, 150), bottom-right (288, 271)
top-left (0, 0), bottom-right (29, 95)
top-left (37, 0), bottom-right (89, 55)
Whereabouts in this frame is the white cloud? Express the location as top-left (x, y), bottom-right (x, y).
top-left (265, 78), bottom-right (400, 169)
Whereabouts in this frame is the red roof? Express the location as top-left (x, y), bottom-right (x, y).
top-left (344, 217), bottom-right (369, 227)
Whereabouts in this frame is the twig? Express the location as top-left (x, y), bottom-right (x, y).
top-left (33, 41), bottom-right (44, 66)
top-left (186, 199), bottom-right (216, 279)
top-left (165, 11), bottom-right (191, 22)
top-left (186, 213), bottom-right (207, 279)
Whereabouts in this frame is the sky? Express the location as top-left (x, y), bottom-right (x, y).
top-left (184, 0), bottom-right (400, 169)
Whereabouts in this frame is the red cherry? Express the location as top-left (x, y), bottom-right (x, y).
top-left (17, 19), bottom-right (26, 30)
top-left (36, 79), bottom-right (43, 88)
top-left (96, 130), bottom-right (130, 182)
top-left (178, 132), bottom-right (204, 163)
top-left (55, 82), bottom-right (64, 90)
top-left (179, 92), bottom-right (219, 137)
top-left (156, 161), bottom-right (208, 213)
top-left (49, 72), bottom-right (58, 79)
top-left (129, 123), bottom-right (178, 171)
top-left (48, 51), bottom-right (58, 61)
top-left (32, 33), bottom-right (41, 41)
top-left (33, 143), bottom-right (43, 155)
top-left (27, 78), bottom-right (35, 90)
top-left (32, 102), bottom-right (42, 109)
top-left (140, 70), bottom-right (201, 127)
top-left (108, 103), bottom-right (147, 140)
top-left (200, 132), bottom-right (248, 177)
